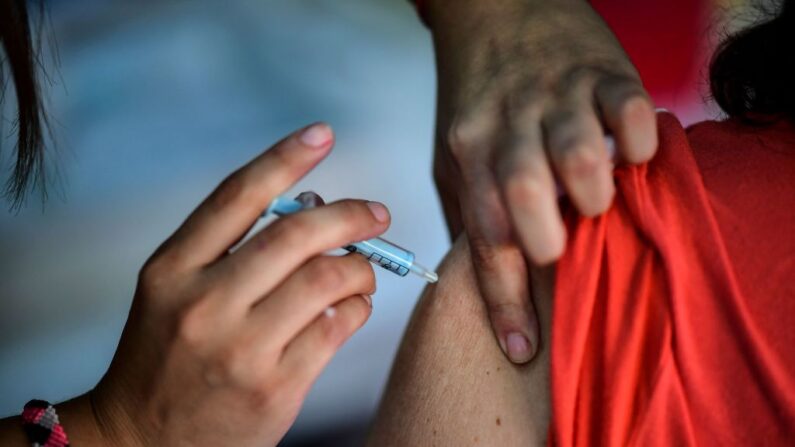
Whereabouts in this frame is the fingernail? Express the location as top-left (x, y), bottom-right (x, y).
top-left (366, 201), bottom-right (390, 223)
top-left (299, 123), bottom-right (333, 148)
top-left (505, 332), bottom-right (532, 363)
top-left (361, 294), bottom-right (372, 307)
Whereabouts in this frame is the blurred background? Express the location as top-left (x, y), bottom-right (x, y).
top-left (1, 0), bottom-right (725, 445)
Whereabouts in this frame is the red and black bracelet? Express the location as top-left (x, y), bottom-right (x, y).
top-left (21, 400), bottom-right (70, 447)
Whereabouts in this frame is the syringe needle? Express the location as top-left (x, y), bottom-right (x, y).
top-left (410, 261), bottom-right (438, 284)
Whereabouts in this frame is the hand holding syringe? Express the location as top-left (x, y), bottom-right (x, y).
top-left (264, 192), bottom-right (439, 283)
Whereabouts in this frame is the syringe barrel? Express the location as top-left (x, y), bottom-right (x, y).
top-left (344, 238), bottom-right (414, 277)
top-left (265, 195), bottom-right (416, 277)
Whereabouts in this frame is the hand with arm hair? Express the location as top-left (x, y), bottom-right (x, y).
top-left (410, 0), bottom-right (657, 366)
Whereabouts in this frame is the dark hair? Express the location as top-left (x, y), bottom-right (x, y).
top-left (709, 0), bottom-right (794, 123)
top-left (1, 0), bottom-right (49, 209)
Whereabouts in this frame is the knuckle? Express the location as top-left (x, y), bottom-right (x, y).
top-left (269, 214), bottom-right (311, 247)
top-left (545, 113), bottom-right (604, 177)
top-left (560, 66), bottom-right (601, 91)
top-left (175, 301), bottom-right (213, 350)
top-left (207, 344), bottom-right (247, 385)
top-left (504, 87), bottom-right (547, 122)
top-left (318, 311), bottom-right (352, 348)
top-left (138, 255), bottom-right (174, 297)
top-left (211, 171), bottom-right (251, 211)
top-left (545, 108), bottom-right (583, 151)
top-left (615, 87), bottom-right (647, 108)
top-left (446, 117), bottom-right (484, 161)
top-left (309, 257), bottom-right (348, 292)
top-left (467, 233), bottom-right (501, 271)
top-left (511, 87), bottom-right (547, 111)
top-left (468, 236), bottom-right (525, 278)
top-left (336, 200), bottom-right (370, 226)
top-left (558, 146), bottom-right (604, 179)
top-left (325, 201), bottom-right (377, 243)
top-left (502, 169), bottom-right (547, 208)
top-left (597, 75), bottom-right (647, 109)
top-left (486, 300), bottom-right (528, 324)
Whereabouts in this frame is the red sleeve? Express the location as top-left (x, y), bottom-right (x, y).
top-left (549, 113), bottom-right (795, 446)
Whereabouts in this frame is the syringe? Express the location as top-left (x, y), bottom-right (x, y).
top-left (263, 194), bottom-right (439, 284)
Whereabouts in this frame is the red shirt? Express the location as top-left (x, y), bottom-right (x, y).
top-left (551, 113), bottom-right (795, 445)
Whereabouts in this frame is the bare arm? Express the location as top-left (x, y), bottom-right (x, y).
top-left (368, 235), bottom-right (555, 445)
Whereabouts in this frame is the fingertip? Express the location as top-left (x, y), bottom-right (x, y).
top-left (595, 76), bottom-right (657, 164)
top-left (298, 122), bottom-right (335, 151)
top-left (544, 112), bottom-right (616, 219)
top-left (618, 97), bottom-right (658, 164)
top-left (496, 304), bottom-right (541, 364)
top-left (502, 332), bottom-right (534, 364)
top-left (366, 201), bottom-right (391, 224)
top-left (525, 220), bottom-right (566, 266)
top-left (344, 294), bottom-right (373, 332)
top-left (557, 144), bottom-right (614, 217)
top-left (361, 294), bottom-right (373, 308)
top-left (322, 296), bottom-right (371, 345)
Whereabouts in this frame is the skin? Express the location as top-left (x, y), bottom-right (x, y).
top-left (0, 123), bottom-right (390, 446)
top-left (423, 0), bottom-right (658, 363)
top-left (368, 235), bottom-right (554, 446)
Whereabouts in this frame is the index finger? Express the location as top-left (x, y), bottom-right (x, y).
top-left (159, 123), bottom-right (335, 271)
top-left (461, 168), bottom-right (539, 364)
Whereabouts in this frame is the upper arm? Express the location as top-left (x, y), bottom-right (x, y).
top-left (368, 235), bottom-right (554, 446)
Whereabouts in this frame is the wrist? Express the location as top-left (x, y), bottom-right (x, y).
top-left (49, 389), bottom-right (146, 447)
top-left (87, 384), bottom-right (149, 447)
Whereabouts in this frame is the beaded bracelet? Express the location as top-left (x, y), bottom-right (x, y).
top-left (21, 400), bottom-right (70, 447)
